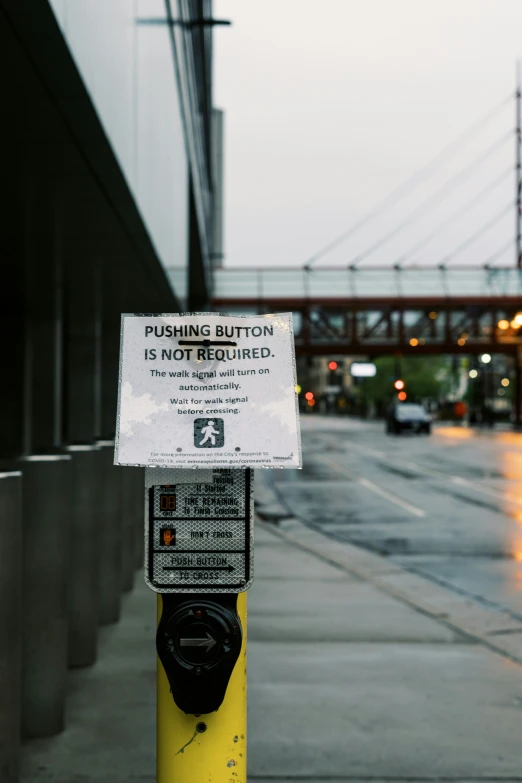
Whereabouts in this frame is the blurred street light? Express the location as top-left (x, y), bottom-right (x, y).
top-left (498, 319), bottom-right (510, 330)
top-left (409, 338), bottom-right (419, 347)
top-left (351, 362), bottom-right (377, 377)
top-left (394, 379), bottom-right (405, 390)
top-left (469, 369), bottom-right (478, 378)
top-left (398, 391), bottom-right (407, 401)
top-left (501, 378), bottom-right (510, 387)
top-left (429, 311), bottom-right (437, 319)
top-left (514, 313), bottom-right (522, 326)
top-left (480, 353), bottom-right (492, 364)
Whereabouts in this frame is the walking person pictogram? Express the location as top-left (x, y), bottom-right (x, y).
top-left (194, 418), bottom-right (225, 448)
top-left (199, 420), bottom-right (219, 446)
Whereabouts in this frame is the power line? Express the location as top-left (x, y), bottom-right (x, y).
top-left (304, 94), bottom-right (513, 268)
top-left (439, 202), bottom-right (513, 266)
top-left (350, 131), bottom-right (512, 266)
top-left (395, 166), bottom-right (512, 265)
top-left (481, 238), bottom-right (514, 266)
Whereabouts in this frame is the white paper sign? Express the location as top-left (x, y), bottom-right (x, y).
top-left (115, 313), bottom-right (301, 468)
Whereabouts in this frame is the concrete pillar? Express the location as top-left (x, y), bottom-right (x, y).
top-left (67, 444), bottom-right (101, 668)
top-left (0, 472), bottom-right (22, 783)
top-left (120, 466), bottom-right (135, 593)
top-left (20, 455), bottom-right (72, 738)
top-left (96, 441), bottom-right (122, 625)
top-left (134, 467), bottom-right (145, 569)
top-left (14, 159), bottom-right (74, 739)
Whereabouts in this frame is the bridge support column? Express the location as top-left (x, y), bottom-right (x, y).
top-left (514, 354), bottom-right (522, 428)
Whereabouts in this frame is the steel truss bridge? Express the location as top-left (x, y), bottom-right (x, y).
top-left (211, 266), bottom-right (522, 358)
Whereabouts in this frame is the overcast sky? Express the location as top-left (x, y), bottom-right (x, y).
top-left (213, 0), bottom-right (522, 269)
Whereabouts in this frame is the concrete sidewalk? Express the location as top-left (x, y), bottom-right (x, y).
top-left (21, 522), bottom-right (522, 782)
top-left (249, 523), bottom-right (522, 781)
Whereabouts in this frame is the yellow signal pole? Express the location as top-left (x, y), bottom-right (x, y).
top-left (157, 592), bottom-right (247, 783)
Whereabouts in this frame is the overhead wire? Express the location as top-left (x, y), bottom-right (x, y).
top-left (439, 202), bottom-right (513, 266)
top-left (479, 238), bottom-right (515, 266)
top-left (395, 166), bottom-right (513, 266)
top-left (349, 131), bottom-right (512, 266)
top-left (304, 93), bottom-right (513, 268)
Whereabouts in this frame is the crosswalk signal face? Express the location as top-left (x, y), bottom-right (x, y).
top-left (328, 361), bottom-right (342, 391)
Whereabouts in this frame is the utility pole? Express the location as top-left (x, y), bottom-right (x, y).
top-left (515, 60), bottom-right (522, 427)
top-left (157, 592), bottom-right (247, 782)
top-left (515, 60), bottom-right (522, 269)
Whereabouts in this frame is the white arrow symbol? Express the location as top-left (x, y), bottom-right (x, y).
top-left (180, 632), bottom-right (217, 652)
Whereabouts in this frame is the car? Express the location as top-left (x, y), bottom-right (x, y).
top-left (386, 403), bottom-right (432, 435)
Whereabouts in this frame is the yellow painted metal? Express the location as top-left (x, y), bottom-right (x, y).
top-left (157, 592), bottom-right (247, 783)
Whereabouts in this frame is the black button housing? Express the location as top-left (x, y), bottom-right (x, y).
top-left (157, 593), bottom-right (242, 714)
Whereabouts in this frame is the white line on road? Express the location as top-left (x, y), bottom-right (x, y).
top-left (318, 456), bottom-right (427, 518)
top-left (358, 477), bottom-right (427, 517)
top-left (320, 433), bottom-right (522, 510)
top-left (404, 461), bottom-right (522, 508)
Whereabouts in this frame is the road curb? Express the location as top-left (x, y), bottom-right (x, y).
top-left (257, 516), bottom-right (522, 666)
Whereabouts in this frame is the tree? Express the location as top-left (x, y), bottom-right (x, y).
top-left (357, 355), bottom-right (450, 407)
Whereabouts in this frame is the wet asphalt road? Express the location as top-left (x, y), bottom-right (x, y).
top-left (271, 415), bottom-right (522, 619)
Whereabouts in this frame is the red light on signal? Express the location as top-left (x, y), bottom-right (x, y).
top-left (394, 379), bottom-right (405, 391)
top-left (305, 392), bottom-right (314, 401)
top-left (454, 401), bottom-right (467, 418)
top-left (308, 399), bottom-right (316, 407)
top-left (328, 361), bottom-right (338, 371)
top-left (398, 391), bottom-right (407, 401)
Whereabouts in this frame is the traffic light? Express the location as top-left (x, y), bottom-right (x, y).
top-left (328, 360), bottom-right (342, 390)
top-left (304, 391), bottom-right (315, 409)
top-left (394, 378), bottom-right (406, 401)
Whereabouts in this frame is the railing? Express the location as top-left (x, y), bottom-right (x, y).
top-left (204, 266), bottom-right (522, 301)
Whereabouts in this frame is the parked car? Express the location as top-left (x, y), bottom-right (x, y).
top-left (386, 403), bottom-right (431, 435)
